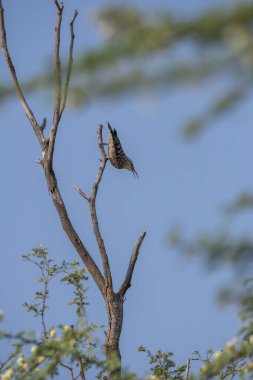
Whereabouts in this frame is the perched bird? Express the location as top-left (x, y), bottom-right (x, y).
top-left (107, 122), bottom-right (138, 177)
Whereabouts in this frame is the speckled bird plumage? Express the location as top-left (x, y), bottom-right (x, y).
top-left (107, 123), bottom-right (138, 177)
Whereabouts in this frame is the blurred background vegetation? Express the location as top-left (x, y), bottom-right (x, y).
top-left (2, 2), bottom-right (253, 137)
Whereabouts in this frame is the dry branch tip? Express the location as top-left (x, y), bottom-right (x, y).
top-left (119, 231), bottom-right (146, 295)
top-left (71, 10), bottom-right (78, 25)
top-left (54, 0), bottom-right (64, 11)
top-left (35, 159), bottom-right (43, 165)
top-left (74, 185), bottom-right (90, 201)
top-left (40, 117), bottom-right (47, 131)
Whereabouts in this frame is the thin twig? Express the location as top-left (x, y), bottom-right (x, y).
top-left (48, 0), bottom-right (63, 169)
top-left (54, 0), bottom-right (63, 118)
top-left (185, 358), bottom-right (190, 380)
top-left (0, 332), bottom-right (39, 345)
top-left (41, 273), bottom-right (49, 339)
top-left (74, 185), bottom-right (90, 201)
top-left (119, 231), bottom-right (146, 295)
top-left (0, 0), bottom-right (44, 147)
top-left (60, 10), bottom-right (78, 116)
top-left (91, 124), bottom-right (108, 198)
top-left (59, 361), bottom-right (75, 380)
top-left (0, 351), bottom-right (22, 372)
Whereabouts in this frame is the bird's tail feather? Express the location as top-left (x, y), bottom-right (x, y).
top-left (107, 122), bottom-right (117, 136)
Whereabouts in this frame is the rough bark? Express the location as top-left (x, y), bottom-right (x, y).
top-left (105, 292), bottom-right (124, 376)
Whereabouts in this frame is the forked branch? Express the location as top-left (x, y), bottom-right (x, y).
top-left (47, 1), bottom-right (63, 169)
top-left (75, 125), bottom-right (113, 296)
top-left (48, 3), bottom-right (78, 170)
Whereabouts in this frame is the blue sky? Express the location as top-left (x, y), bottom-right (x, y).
top-left (1, 0), bottom-right (252, 378)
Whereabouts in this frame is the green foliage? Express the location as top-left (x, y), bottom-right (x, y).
top-left (197, 339), bottom-right (253, 379)
top-left (138, 346), bottom-right (186, 380)
top-left (61, 259), bottom-right (89, 323)
top-left (0, 248), bottom-right (160, 380)
top-left (0, 247), bottom-right (101, 379)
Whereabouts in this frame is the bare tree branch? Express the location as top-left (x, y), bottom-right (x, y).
top-left (0, 0), bottom-right (44, 147)
top-left (43, 158), bottom-right (106, 296)
top-left (60, 9), bottom-right (78, 116)
top-left (119, 231), bottom-right (146, 296)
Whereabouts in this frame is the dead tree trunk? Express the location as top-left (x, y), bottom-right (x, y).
top-left (0, 1), bottom-right (146, 378)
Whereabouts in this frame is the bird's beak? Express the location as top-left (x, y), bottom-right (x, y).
top-left (132, 168), bottom-right (138, 178)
